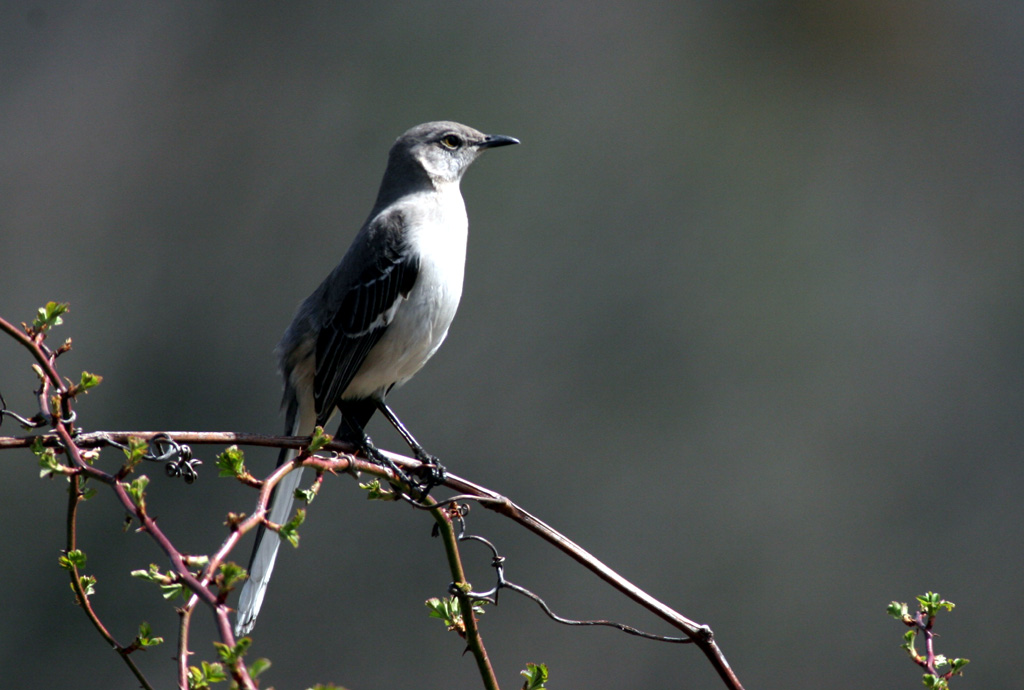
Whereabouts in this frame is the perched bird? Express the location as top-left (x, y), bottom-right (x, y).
top-left (235, 121), bottom-right (519, 635)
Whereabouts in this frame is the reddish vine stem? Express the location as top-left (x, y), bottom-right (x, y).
top-left (8, 429), bottom-right (746, 690)
top-left (2, 311), bottom-right (745, 690)
top-left (0, 315), bottom-right (257, 690)
top-left (65, 473), bottom-right (154, 690)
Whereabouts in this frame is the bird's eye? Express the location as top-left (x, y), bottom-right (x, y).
top-left (439, 134), bottom-right (462, 150)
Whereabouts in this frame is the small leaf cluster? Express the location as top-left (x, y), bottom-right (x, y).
top-left (121, 436), bottom-right (149, 474)
top-left (188, 637), bottom-right (270, 689)
top-left (57, 545), bottom-right (96, 604)
top-left (214, 561), bottom-right (248, 596)
top-left (188, 660), bottom-right (227, 689)
top-left (30, 301), bottom-right (69, 335)
top-left (131, 563), bottom-right (191, 601)
top-left (294, 472), bottom-right (324, 505)
top-left (215, 445), bottom-right (253, 482)
top-left (73, 574), bottom-right (97, 599)
top-left (521, 662), bottom-right (549, 690)
top-left (132, 621), bottom-right (164, 650)
top-left (58, 549), bottom-right (87, 571)
top-left (277, 508), bottom-right (305, 547)
top-left (359, 478), bottom-right (398, 501)
top-left (67, 370), bottom-right (102, 398)
top-left (202, 638), bottom-right (270, 687)
top-left (426, 595), bottom-right (486, 638)
top-left (888, 592), bottom-right (969, 689)
top-left (308, 425), bottom-right (332, 452)
top-left (214, 637), bottom-right (252, 666)
top-left (124, 475), bottom-right (150, 512)
top-left (32, 437), bottom-right (69, 478)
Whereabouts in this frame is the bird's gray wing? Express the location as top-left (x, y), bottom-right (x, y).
top-left (313, 210), bottom-right (418, 424)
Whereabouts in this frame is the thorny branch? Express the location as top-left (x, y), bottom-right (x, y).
top-left (0, 309), bottom-right (746, 690)
top-left (65, 473), bottom-right (155, 690)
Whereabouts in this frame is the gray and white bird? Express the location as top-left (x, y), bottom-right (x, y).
top-left (235, 121), bottom-right (518, 635)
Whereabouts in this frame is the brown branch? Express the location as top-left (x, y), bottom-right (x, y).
top-left (4, 427), bottom-right (747, 690)
top-left (0, 313), bottom-right (257, 690)
top-left (2, 311), bottom-right (745, 690)
top-left (427, 499), bottom-right (500, 690)
top-left (65, 473), bottom-right (154, 690)
top-left (0, 316), bottom-right (66, 394)
top-left (437, 475), bottom-right (745, 690)
top-left (178, 605), bottom-right (193, 690)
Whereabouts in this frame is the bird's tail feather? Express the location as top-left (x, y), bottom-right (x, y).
top-left (235, 407), bottom-right (315, 636)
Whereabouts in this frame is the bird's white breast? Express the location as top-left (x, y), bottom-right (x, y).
top-left (343, 186), bottom-right (468, 399)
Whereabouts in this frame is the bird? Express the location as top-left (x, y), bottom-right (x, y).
top-left (235, 121), bottom-right (519, 635)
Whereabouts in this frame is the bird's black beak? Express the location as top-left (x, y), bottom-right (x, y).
top-left (478, 134), bottom-right (520, 149)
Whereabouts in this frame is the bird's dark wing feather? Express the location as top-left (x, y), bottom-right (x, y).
top-left (313, 210), bottom-right (418, 425)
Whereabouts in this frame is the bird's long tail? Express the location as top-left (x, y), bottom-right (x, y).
top-left (235, 404), bottom-right (314, 635)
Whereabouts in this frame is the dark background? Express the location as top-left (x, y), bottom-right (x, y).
top-left (2, 2), bottom-right (1021, 689)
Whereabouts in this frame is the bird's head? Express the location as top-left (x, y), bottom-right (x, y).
top-left (391, 121), bottom-right (519, 186)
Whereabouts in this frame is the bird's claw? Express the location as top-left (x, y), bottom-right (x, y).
top-left (414, 454), bottom-right (447, 492)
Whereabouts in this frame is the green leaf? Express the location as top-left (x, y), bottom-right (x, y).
top-left (38, 452), bottom-right (63, 478)
top-left (425, 595), bottom-right (485, 635)
top-left (33, 301), bottom-right (70, 332)
top-left (136, 621), bottom-right (164, 648)
top-left (77, 371), bottom-right (102, 392)
top-left (887, 601), bottom-right (909, 619)
top-left (188, 660), bottom-right (227, 689)
top-left (59, 549), bottom-right (87, 570)
top-left (160, 581), bottom-right (189, 600)
top-left (916, 591), bottom-right (954, 617)
top-left (122, 436), bottom-right (149, 473)
top-left (74, 574), bottom-right (97, 597)
top-left (278, 508), bottom-right (305, 548)
top-left (131, 563), bottom-right (190, 600)
top-left (130, 563), bottom-right (165, 583)
top-left (359, 478), bottom-right (398, 501)
top-left (33, 437), bottom-right (64, 478)
top-left (247, 657), bottom-right (271, 679)
top-left (521, 662), bottom-right (549, 690)
top-left (308, 426), bottom-right (332, 452)
top-left (214, 637), bottom-right (252, 665)
top-left (215, 445), bottom-right (246, 478)
top-left (216, 562), bottom-right (247, 592)
top-left (125, 475), bottom-right (150, 511)
top-left (426, 596), bottom-right (458, 623)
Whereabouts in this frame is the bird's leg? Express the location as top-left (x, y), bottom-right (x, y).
top-left (375, 401), bottom-right (447, 491)
top-left (336, 414), bottom-right (415, 490)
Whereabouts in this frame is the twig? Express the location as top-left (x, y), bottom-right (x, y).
top-left (178, 605), bottom-right (193, 690)
top-left (1, 309), bottom-right (746, 690)
top-left (436, 475), bottom-right (745, 689)
top-left (4, 428), bottom-right (746, 690)
top-left (65, 473), bottom-right (155, 690)
top-left (427, 499), bottom-right (501, 690)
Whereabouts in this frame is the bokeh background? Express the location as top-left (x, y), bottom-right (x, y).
top-left (2, 2), bottom-right (1021, 688)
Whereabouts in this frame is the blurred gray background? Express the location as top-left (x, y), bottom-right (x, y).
top-left (1, 2), bottom-right (1021, 689)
